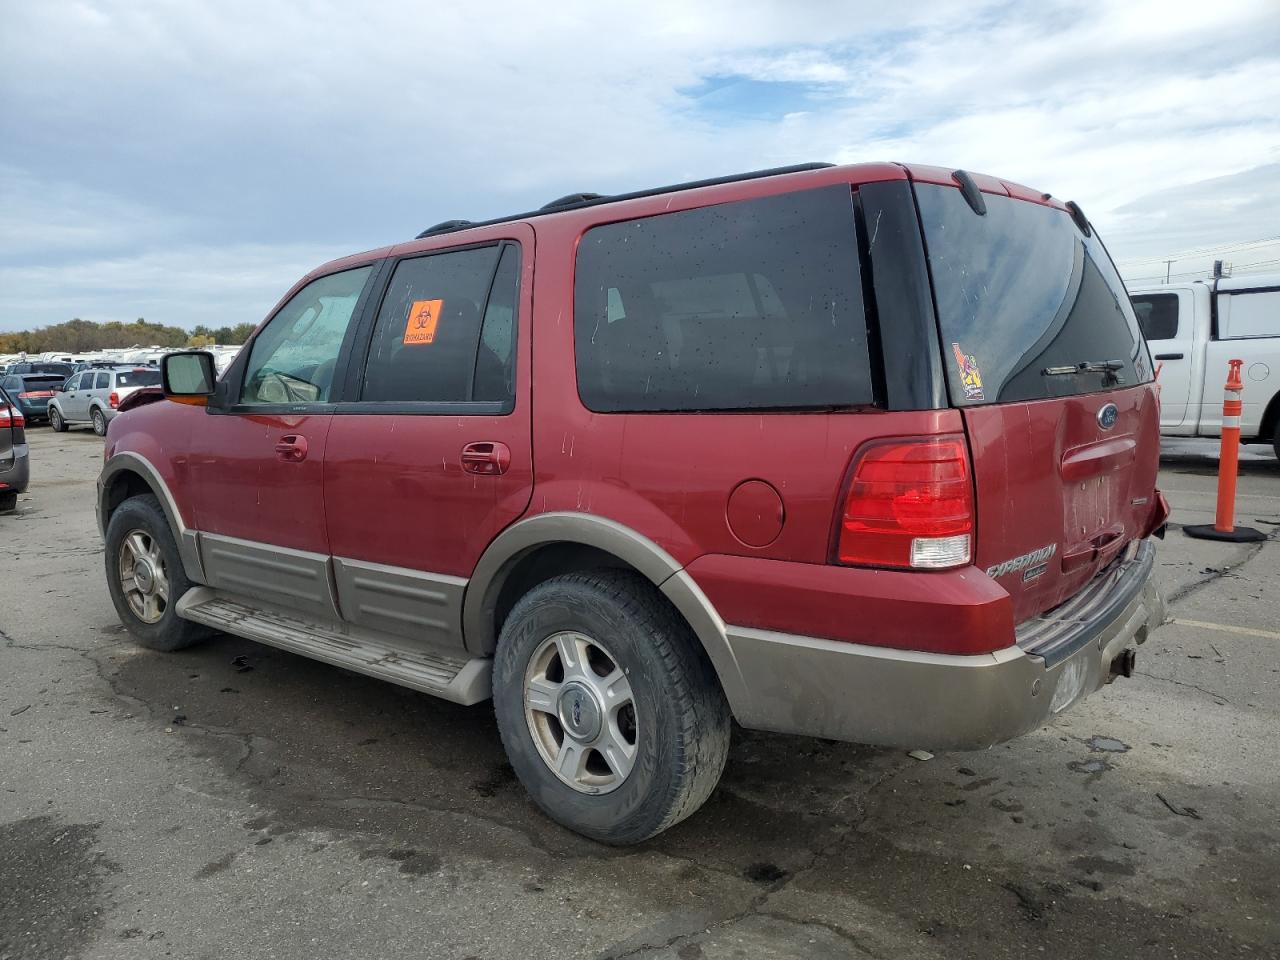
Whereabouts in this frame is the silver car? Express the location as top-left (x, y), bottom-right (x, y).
top-left (48, 366), bottom-right (163, 436)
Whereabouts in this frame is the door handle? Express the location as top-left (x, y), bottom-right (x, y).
top-left (275, 434), bottom-right (309, 462)
top-left (1153, 353), bottom-right (1183, 360)
top-left (461, 441), bottom-right (511, 476)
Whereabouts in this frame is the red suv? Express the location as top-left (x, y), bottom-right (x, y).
top-left (99, 162), bottom-right (1168, 843)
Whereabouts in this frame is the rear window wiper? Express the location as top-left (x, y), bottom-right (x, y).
top-left (1042, 359), bottom-right (1125, 384)
top-left (1042, 359), bottom-right (1123, 376)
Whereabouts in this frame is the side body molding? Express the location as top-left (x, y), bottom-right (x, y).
top-left (462, 512), bottom-right (752, 717)
top-left (98, 452), bottom-right (206, 584)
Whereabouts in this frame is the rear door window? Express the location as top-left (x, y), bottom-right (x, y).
top-left (917, 184), bottom-right (1152, 404)
top-left (1131, 293), bottom-right (1179, 341)
top-left (94, 372), bottom-right (110, 389)
top-left (574, 185), bottom-right (874, 412)
top-left (360, 242), bottom-right (517, 407)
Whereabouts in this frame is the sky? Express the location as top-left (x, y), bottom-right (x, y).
top-left (1, 0), bottom-right (1278, 333)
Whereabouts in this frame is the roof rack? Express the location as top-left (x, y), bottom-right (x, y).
top-left (414, 162), bottom-right (834, 239)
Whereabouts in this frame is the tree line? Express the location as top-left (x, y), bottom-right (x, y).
top-left (0, 318), bottom-right (257, 354)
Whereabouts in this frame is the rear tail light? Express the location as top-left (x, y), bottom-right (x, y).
top-left (834, 435), bottom-right (974, 570)
top-left (19, 390), bottom-right (55, 399)
top-left (109, 391), bottom-right (120, 408)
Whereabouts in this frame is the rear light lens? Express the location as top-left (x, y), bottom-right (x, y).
top-left (19, 390), bottom-right (55, 399)
top-left (109, 391), bottom-right (120, 408)
top-left (834, 435), bottom-right (974, 570)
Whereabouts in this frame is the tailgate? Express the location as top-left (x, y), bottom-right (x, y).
top-left (963, 386), bottom-right (1160, 621)
top-left (913, 176), bottom-right (1162, 623)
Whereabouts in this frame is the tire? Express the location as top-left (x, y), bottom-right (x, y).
top-left (1272, 418), bottom-right (1280, 461)
top-left (91, 407), bottom-right (107, 436)
top-left (104, 494), bottom-right (212, 651)
top-left (492, 570), bottom-right (731, 845)
top-left (49, 407), bottom-right (67, 432)
top-left (0, 491), bottom-right (16, 513)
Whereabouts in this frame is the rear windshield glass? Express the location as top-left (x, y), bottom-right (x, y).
top-left (574, 185), bottom-right (874, 412)
top-left (917, 184), bottom-right (1152, 404)
top-left (21, 375), bottom-right (64, 388)
top-left (114, 370), bottom-right (162, 387)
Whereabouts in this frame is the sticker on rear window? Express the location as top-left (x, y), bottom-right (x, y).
top-left (404, 299), bottom-right (444, 345)
top-left (951, 343), bottom-right (985, 401)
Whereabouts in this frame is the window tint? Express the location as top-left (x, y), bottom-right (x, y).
top-left (64, 373), bottom-right (83, 391)
top-left (94, 372), bottom-right (110, 389)
top-left (362, 244), bottom-right (513, 404)
top-left (917, 184), bottom-right (1151, 404)
top-left (116, 369), bottom-right (162, 387)
top-left (574, 186), bottom-right (873, 412)
top-left (241, 266), bottom-right (372, 405)
top-left (1131, 294), bottom-right (1179, 341)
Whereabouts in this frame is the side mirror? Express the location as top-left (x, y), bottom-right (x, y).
top-left (161, 351), bottom-right (217, 405)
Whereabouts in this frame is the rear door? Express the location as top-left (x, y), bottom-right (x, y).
top-left (322, 231), bottom-right (534, 649)
top-left (914, 181), bottom-right (1160, 622)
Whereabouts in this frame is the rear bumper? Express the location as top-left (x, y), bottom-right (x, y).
top-left (0, 444), bottom-right (30, 494)
top-left (723, 539), bottom-right (1164, 750)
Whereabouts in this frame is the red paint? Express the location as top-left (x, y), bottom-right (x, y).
top-left (103, 160), bottom-right (1161, 658)
top-left (725, 480), bottom-right (785, 548)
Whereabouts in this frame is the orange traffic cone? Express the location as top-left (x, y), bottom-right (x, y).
top-left (1184, 359), bottom-right (1265, 542)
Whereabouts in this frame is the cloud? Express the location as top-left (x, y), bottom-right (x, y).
top-left (0, 0), bottom-right (1277, 330)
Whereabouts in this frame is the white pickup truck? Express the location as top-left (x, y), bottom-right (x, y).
top-left (1129, 273), bottom-right (1280, 458)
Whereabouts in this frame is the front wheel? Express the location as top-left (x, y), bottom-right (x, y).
top-left (49, 407), bottom-right (67, 432)
top-left (104, 494), bottom-right (212, 651)
top-left (91, 407), bottom-right (107, 436)
top-left (492, 570), bottom-right (731, 845)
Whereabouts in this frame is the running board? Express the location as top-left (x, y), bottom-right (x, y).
top-left (176, 588), bottom-right (491, 705)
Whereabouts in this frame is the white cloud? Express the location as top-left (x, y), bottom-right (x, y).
top-left (0, 0), bottom-right (1277, 329)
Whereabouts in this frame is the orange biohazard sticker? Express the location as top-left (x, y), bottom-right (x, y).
top-left (403, 299), bottom-right (444, 345)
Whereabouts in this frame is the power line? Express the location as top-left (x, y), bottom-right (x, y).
top-left (1117, 235), bottom-right (1280, 266)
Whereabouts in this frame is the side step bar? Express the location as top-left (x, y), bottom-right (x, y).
top-left (176, 588), bottom-right (492, 705)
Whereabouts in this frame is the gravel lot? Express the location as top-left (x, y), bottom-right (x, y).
top-left (2, 427), bottom-right (1277, 960)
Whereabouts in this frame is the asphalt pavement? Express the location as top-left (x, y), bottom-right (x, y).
top-left (2, 428), bottom-right (1277, 960)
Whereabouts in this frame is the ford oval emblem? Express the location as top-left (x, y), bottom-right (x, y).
top-left (1097, 403), bottom-right (1118, 430)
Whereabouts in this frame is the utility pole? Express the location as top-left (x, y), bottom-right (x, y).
top-left (1164, 259), bottom-right (1174, 284)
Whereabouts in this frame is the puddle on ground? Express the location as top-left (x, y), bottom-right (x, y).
top-left (1086, 736), bottom-right (1131, 754)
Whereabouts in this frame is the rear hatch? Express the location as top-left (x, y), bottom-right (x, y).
top-left (16, 375), bottom-right (63, 414)
top-left (914, 180), bottom-right (1161, 623)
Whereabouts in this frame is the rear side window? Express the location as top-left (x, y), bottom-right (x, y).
top-left (917, 184), bottom-right (1152, 404)
top-left (1218, 289), bottom-right (1278, 340)
top-left (115, 370), bottom-right (162, 387)
top-left (574, 186), bottom-right (874, 412)
top-left (1131, 293), bottom-right (1179, 341)
top-left (362, 243), bottom-right (517, 406)
top-left (94, 372), bottom-right (110, 388)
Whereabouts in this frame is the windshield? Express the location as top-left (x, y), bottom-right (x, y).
top-left (917, 184), bottom-right (1152, 404)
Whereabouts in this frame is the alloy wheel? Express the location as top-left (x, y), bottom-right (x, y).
top-left (117, 529), bottom-right (170, 624)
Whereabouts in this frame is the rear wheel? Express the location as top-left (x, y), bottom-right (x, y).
top-left (49, 407), bottom-right (67, 432)
top-left (91, 407), bottom-right (107, 436)
top-left (1272, 418), bottom-right (1280, 461)
top-left (0, 491), bottom-right (16, 513)
top-left (105, 494), bottom-right (212, 651)
top-left (492, 570), bottom-right (730, 845)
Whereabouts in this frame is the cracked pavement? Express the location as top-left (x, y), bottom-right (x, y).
top-left (2, 429), bottom-right (1277, 960)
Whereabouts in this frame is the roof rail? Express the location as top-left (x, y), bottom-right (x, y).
top-left (413, 162), bottom-right (834, 239)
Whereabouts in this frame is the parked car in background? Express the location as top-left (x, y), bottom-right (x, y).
top-left (0, 384), bottom-right (30, 512)
top-left (99, 161), bottom-right (1168, 843)
top-left (48, 366), bottom-right (163, 436)
top-left (0, 373), bottom-right (66, 425)
top-left (4, 361), bottom-right (75, 379)
top-left (1130, 273), bottom-right (1280, 457)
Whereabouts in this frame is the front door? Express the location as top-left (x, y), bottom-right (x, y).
top-left (323, 232), bottom-right (534, 649)
top-left (60, 373), bottom-right (91, 421)
top-left (189, 263), bottom-right (377, 620)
